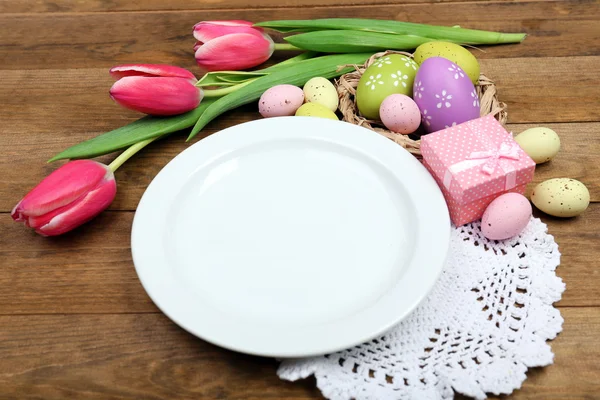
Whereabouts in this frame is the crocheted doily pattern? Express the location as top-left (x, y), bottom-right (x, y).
top-left (279, 218), bottom-right (564, 400)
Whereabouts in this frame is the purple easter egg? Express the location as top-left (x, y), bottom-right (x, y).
top-left (413, 57), bottom-right (480, 133)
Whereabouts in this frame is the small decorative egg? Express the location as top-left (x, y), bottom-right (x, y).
top-left (413, 42), bottom-right (480, 84)
top-left (356, 54), bottom-right (419, 120)
top-left (531, 178), bottom-right (590, 217)
top-left (303, 77), bottom-right (339, 112)
top-left (379, 94), bottom-right (421, 134)
top-left (259, 84), bottom-right (304, 118)
top-left (481, 193), bottom-right (532, 240)
top-left (514, 127), bottom-right (561, 164)
top-left (295, 102), bottom-right (338, 120)
top-left (413, 57), bottom-right (480, 133)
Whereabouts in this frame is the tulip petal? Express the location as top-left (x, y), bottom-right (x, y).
top-left (195, 33), bottom-right (274, 72)
top-left (12, 160), bottom-right (110, 219)
top-left (26, 169), bottom-right (111, 230)
top-left (109, 76), bottom-right (203, 116)
top-left (109, 64), bottom-right (197, 82)
top-left (36, 177), bottom-right (117, 236)
top-left (27, 205), bottom-right (69, 229)
top-left (199, 20), bottom-right (255, 27)
top-left (193, 20), bottom-right (265, 43)
top-left (11, 201), bottom-right (25, 222)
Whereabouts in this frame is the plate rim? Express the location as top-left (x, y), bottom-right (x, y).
top-left (131, 117), bottom-right (450, 357)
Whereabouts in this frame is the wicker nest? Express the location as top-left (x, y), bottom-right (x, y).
top-left (336, 51), bottom-right (507, 156)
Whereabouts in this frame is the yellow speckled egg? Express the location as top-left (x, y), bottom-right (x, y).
top-left (531, 178), bottom-right (590, 217)
top-left (303, 77), bottom-right (339, 112)
top-left (514, 127), bottom-right (561, 164)
top-left (414, 42), bottom-right (480, 84)
top-left (295, 102), bottom-right (338, 120)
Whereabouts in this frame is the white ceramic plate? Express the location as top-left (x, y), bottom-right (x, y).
top-left (132, 117), bottom-right (450, 357)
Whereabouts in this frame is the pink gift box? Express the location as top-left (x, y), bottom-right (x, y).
top-left (421, 115), bottom-right (535, 226)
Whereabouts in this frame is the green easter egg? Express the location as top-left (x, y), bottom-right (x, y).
top-left (356, 54), bottom-right (418, 120)
top-left (413, 42), bottom-right (480, 84)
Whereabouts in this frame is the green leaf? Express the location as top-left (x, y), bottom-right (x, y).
top-left (201, 82), bottom-right (239, 87)
top-left (285, 31), bottom-right (433, 53)
top-left (196, 71), bottom-right (268, 87)
top-left (195, 53), bottom-right (318, 87)
top-left (257, 18), bottom-right (526, 44)
top-left (217, 73), bottom-right (266, 84)
top-left (50, 52), bottom-right (322, 162)
top-left (254, 25), bottom-right (323, 34)
top-left (49, 98), bottom-right (218, 162)
top-left (257, 51), bottom-right (319, 71)
top-left (188, 53), bottom-right (372, 140)
top-left (196, 72), bottom-right (230, 87)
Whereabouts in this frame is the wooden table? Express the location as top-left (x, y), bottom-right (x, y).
top-left (1, 0), bottom-right (599, 398)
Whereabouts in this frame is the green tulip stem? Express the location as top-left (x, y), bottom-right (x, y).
top-left (108, 137), bottom-right (157, 172)
top-left (203, 79), bottom-right (256, 97)
top-left (273, 43), bottom-right (301, 51)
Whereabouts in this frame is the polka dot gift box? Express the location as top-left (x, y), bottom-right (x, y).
top-left (421, 115), bottom-right (536, 226)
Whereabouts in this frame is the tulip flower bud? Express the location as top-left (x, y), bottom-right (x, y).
top-left (193, 20), bottom-right (275, 72)
top-left (12, 160), bottom-right (117, 236)
top-left (109, 64), bottom-right (203, 116)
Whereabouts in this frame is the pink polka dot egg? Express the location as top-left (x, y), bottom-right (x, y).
top-left (481, 193), bottom-right (532, 240)
top-left (379, 94), bottom-right (421, 134)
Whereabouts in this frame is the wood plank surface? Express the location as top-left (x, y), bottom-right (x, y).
top-left (2, 56), bottom-right (598, 136)
top-left (0, 313), bottom-right (321, 400)
top-left (0, 0), bottom-right (563, 13)
top-left (0, 57), bottom-right (598, 212)
top-left (1, 119), bottom-right (598, 212)
top-left (1, 0), bottom-right (599, 398)
top-left (0, 212), bottom-right (156, 314)
top-left (1, 0), bottom-right (599, 71)
top-left (1, 203), bottom-right (598, 313)
top-left (0, 308), bottom-right (597, 399)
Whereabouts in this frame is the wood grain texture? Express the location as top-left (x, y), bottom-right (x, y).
top-left (480, 57), bottom-right (600, 123)
top-left (1, 0), bottom-right (599, 70)
top-left (0, 0), bottom-right (561, 13)
top-left (1, 0), bottom-right (600, 398)
top-left (0, 313), bottom-right (321, 400)
top-left (2, 56), bottom-right (598, 141)
top-left (0, 59), bottom-right (598, 212)
top-left (1, 203), bottom-right (598, 314)
top-left (0, 308), bottom-right (598, 400)
top-left (1, 119), bottom-right (599, 212)
top-left (0, 212), bottom-right (156, 314)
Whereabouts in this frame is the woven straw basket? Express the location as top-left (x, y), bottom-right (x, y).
top-left (335, 51), bottom-right (507, 157)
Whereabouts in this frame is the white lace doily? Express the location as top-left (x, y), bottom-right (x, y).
top-left (278, 217), bottom-right (564, 400)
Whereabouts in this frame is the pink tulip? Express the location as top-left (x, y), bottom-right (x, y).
top-left (12, 160), bottom-right (117, 236)
top-left (109, 64), bottom-right (203, 116)
top-left (193, 20), bottom-right (274, 72)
